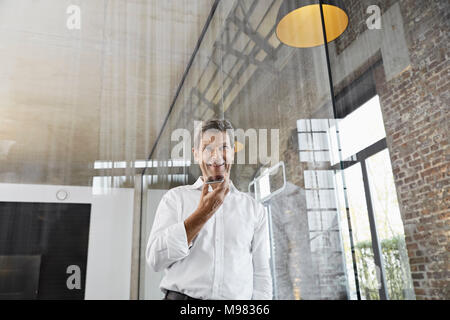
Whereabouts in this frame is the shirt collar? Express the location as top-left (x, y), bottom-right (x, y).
top-left (191, 176), bottom-right (237, 193)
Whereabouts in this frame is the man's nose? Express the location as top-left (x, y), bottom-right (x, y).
top-left (209, 147), bottom-right (223, 160)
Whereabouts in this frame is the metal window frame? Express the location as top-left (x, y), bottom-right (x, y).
top-left (332, 137), bottom-right (390, 300)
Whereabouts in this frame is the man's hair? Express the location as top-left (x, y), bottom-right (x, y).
top-left (194, 119), bottom-right (235, 151)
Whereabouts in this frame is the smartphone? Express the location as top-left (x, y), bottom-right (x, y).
top-left (205, 175), bottom-right (224, 184)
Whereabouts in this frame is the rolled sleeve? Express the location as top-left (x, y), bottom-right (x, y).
top-left (251, 202), bottom-right (273, 300)
top-left (165, 221), bottom-right (190, 260)
top-left (146, 191), bottom-right (191, 272)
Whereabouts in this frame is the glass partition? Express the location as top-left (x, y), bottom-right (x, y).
top-left (328, 0), bottom-right (416, 300)
top-left (1, 0), bottom-right (442, 301)
top-left (140, 0), bottom-right (350, 300)
top-left (139, 0), bottom-right (421, 301)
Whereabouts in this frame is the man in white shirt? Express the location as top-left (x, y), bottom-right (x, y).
top-left (146, 119), bottom-right (272, 300)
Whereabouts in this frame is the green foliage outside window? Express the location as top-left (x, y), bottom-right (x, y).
top-left (354, 235), bottom-right (412, 300)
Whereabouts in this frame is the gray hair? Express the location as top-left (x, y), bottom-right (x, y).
top-left (193, 119), bottom-right (235, 150)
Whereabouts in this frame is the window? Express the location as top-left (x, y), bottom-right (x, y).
top-left (332, 94), bottom-right (415, 300)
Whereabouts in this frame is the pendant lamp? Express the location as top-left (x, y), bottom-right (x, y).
top-left (276, 0), bottom-right (348, 48)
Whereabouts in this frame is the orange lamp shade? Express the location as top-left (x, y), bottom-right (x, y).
top-left (276, 0), bottom-right (348, 48)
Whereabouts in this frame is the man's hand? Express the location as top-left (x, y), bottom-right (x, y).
top-left (196, 178), bottom-right (230, 220)
top-left (184, 175), bottom-right (230, 246)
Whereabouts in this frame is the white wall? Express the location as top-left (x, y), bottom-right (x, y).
top-left (142, 189), bottom-right (168, 300)
top-left (0, 183), bottom-right (134, 300)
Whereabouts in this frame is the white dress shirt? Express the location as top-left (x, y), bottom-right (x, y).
top-left (146, 176), bottom-right (272, 300)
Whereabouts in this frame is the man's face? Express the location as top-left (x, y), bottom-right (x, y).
top-left (193, 129), bottom-right (234, 181)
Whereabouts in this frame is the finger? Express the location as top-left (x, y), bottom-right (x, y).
top-left (211, 184), bottom-right (224, 195)
top-left (221, 174), bottom-right (230, 186)
top-left (220, 180), bottom-right (229, 192)
top-left (223, 186), bottom-right (230, 198)
top-left (217, 179), bottom-right (226, 189)
top-left (216, 184), bottom-right (229, 199)
top-left (201, 182), bottom-right (209, 197)
top-left (209, 187), bottom-right (225, 201)
top-left (221, 179), bottom-right (230, 193)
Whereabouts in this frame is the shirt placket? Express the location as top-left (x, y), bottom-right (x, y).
top-left (211, 204), bottom-right (224, 298)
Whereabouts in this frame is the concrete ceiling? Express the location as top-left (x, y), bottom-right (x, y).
top-left (0, 0), bottom-right (214, 186)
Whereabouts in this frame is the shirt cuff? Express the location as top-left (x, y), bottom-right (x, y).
top-left (165, 221), bottom-right (190, 260)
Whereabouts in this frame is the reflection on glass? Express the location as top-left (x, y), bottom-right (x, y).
top-left (343, 163), bottom-right (380, 300)
top-left (334, 169), bottom-right (358, 300)
top-left (1, 0), bottom-right (439, 301)
top-left (329, 96), bottom-right (386, 163)
top-left (366, 149), bottom-right (415, 300)
top-left (303, 168), bottom-right (348, 299)
top-left (297, 119), bottom-right (336, 163)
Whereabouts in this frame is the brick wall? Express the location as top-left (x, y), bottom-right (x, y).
top-left (336, 0), bottom-right (449, 299)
